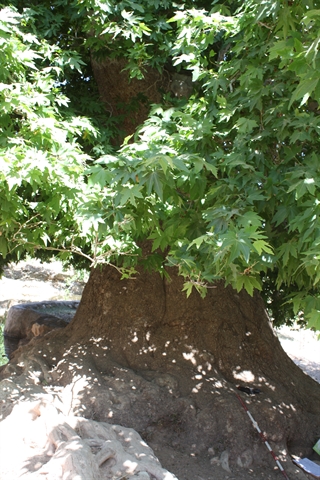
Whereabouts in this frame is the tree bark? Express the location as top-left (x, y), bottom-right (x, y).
top-left (91, 57), bottom-right (170, 141)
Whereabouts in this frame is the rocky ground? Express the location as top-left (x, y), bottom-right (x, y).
top-left (0, 259), bottom-right (319, 480)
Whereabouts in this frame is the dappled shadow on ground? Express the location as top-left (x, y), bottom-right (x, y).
top-left (0, 261), bottom-right (319, 480)
top-left (0, 331), bottom-right (314, 480)
top-left (2, 338), bottom-right (319, 480)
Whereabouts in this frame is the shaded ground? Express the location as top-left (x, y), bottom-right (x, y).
top-left (0, 260), bottom-right (319, 480)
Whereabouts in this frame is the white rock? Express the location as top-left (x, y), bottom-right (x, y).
top-left (0, 397), bottom-right (179, 480)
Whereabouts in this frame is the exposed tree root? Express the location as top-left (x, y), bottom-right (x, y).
top-left (0, 397), bottom-right (178, 479)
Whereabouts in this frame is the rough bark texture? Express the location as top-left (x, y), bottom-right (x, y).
top-left (91, 57), bottom-right (171, 140)
top-left (2, 265), bottom-right (319, 479)
top-left (70, 266), bottom-right (320, 438)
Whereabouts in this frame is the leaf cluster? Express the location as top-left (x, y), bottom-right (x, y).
top-left (2, 1), bottom-right (320, 330)
top-left (85, 0), bottom-right (320, 330)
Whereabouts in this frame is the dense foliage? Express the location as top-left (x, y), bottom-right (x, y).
top-left (1, 0), bottom-right (320, 329)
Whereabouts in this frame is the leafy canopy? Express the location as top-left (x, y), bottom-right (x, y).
top-left (1, 0), bottom-right (320, 330)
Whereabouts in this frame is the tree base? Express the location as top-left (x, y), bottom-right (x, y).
top-left (0, 265), bottom-right (319, 479)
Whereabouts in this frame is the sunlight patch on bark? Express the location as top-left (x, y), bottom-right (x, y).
top-left (232, 369), bottom-right (255, 382)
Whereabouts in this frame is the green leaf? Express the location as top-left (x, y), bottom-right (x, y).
top-left (88, 166), bottom-right (111, 188)
top-left (253, 240), bottom-right (273, 256)
top-left (0, 236), bottom-right (8, 257)
top-left (272, 206), bottom-right (289, 227)
top-left (289, 78), bottom-right (319, 109)
top-left (182, 281), bottom-right (194, 298)
top-left (242, 276), bottom-right (254, 296)
top-left (305, 308), bottom-right (320, 331)
top-left (280, 242), bottom-right (298, 267)
top-left (119, 184), bottom-right (143, 207)
top-left (172, 157), bottom-right (189, 173)
top-left (235, 118), bottom-right (258, 133)
top-left (203, 162), bottom-right (217, 177)
top-left (188, 235), bottom-right (208, 249)
top-left (303, 9), bottom-right (320, 27)
top-left (145, 171), bottom-right (164, 200)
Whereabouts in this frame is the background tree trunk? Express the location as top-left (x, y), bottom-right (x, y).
top-left (91, 57), bottom-right (170, 141)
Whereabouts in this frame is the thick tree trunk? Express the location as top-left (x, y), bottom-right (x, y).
top-left (91, 57), bottom-right (170, 140)
top-left (44, 269), bottom-right (320, 451)
top-left (1, 265), bottom-right (319, 477)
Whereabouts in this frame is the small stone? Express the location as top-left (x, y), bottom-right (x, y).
top-left (236, 448), bottom-right (253, 468)
top-left (220, 450), bottom-right (231, 473)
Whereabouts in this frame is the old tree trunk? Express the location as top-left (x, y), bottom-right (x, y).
top-left (1, 264), bottom-right (320, 479)
top-left (1, 63), bottom-right (320, 480)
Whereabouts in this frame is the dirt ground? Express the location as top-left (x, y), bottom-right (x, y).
top-left (0, 259), bottom-right (319, 480)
